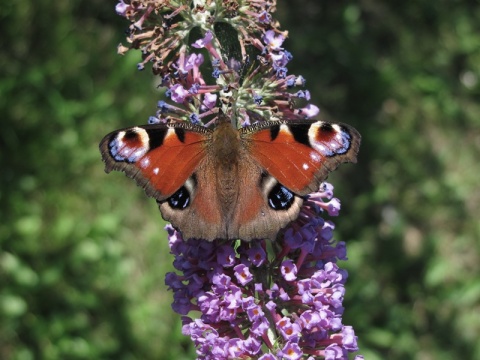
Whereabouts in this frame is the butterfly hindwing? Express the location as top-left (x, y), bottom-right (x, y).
top-left (231, 162), bottom-right (304, 241)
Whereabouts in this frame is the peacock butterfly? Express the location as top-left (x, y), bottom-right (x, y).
top-left (99, 118), bottom-right (360, 241)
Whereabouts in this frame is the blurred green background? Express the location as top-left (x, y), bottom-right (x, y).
top-left (1, 1), bottom-right (479, 359)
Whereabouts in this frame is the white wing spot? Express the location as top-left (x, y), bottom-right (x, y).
top-left (310, 153), bottom-right (321, 162)
top-left (134, 149), bottom-right (145, 158)
top-left (153, 167), bottom-right (160, 175)
top-left (140, 157), bottom-right (150, 168)
top-left (303, 163), bottom-right (309, 170)
top-left (280, 124), bottom-right (291, 134)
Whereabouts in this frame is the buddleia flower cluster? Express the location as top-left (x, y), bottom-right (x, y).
top-left (116, 0), bottom-right (319, 126)
top-left (114, 0), bottom-right (361, 358)
top-left (166, 183), bottom-right (362, 359)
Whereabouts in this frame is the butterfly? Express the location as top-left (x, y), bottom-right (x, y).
top-left (99, 118), bottom-right (360, 241)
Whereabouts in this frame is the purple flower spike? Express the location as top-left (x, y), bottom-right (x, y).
top-left (112, 1), bottom-right (361, 357)
top-left (164, 184), bottom-right (360, 358)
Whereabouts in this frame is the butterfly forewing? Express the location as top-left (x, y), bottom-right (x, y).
top-left (99, 124), bottom-right (210, 201)
top-left (243, 120), bottom-right (360, 195)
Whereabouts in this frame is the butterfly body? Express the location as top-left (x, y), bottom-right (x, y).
top-left (100, 119), bottom-right (360, 241)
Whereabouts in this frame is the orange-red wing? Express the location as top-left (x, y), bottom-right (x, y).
top-left (99, 123), bottom-right (211, 201)
top-left (244, 120), bottom-right (360, 195)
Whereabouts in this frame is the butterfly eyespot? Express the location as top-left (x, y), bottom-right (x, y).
top-left (267, 182), bottom-right (295, 211)
top-left (109, 128), bottom-right (150, 163)
top-left (168, 186), bottom-right (190, 209)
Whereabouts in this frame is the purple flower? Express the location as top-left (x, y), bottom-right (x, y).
top-left (294, 90), bottom-right (311, 100)
top-left (115, 1), bottom-right (129, 16)
top-left (211, 272), bottom-right (231, 290)
top-left (321, 197), bottom-right (342, 216)
top-left (189, 83), bottom-right (200, 94)
top-left (277, 341), bottom-right (303, 360)
top-left (263, 30), bottom-right (286, 50)
top-left (234, 264), bottom-right (253, 285)
top-left (192, 31), bottom-right (214, 49)
top-left (299, 310), bottom-right (322, 330)
top-left (298, 103), bottom-right (320, 118)
top-left (281, 259), bottom-right (298, 281)
top-left (324, 344), bottom-right (346, 360)
top-left (216, 245), bottom-right (236, 267)
top-left (189, 113), bottom-right (201, 124)
top-left (164, 272), bottom-right (183, 291)
top-left (201, 92), bottom-right (217, 111)
top-left (157, 100), bottom-right (174, 114)
top-left (286, 77), bottom-right (296, 88)
top-left (245, 304), bottom-right (265, 323)
top-left (276, 317), bottom-right (301, 342)
top-left (169, 84), bottom-right (189, 103)
top-left (148, 116), bottom-right (160, 124)
top-left (245, 243), bottom-right (267, 266)
top-left (182, 53), bottom-right (202, 72)
top-left (253, 94), bottom-right (263, 104)
top-left (171, 291), bottom-right (194, 315)
top-left (341, 326), bottom-right (359, 351)
top-left (244, 336), bottom-right (262, 355)
top-left (212, 68), bottom-right (221, 79)
top-left (275, 66), bottom-right (288, 78)
top-left (295, 75), bottom-right (306, 87)
top-left (257, 10), bottom-right (271, 23)
top-left (271, 51), bottom-right (291, 67)
top-left (226, 338), bottom-right (243, 358)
